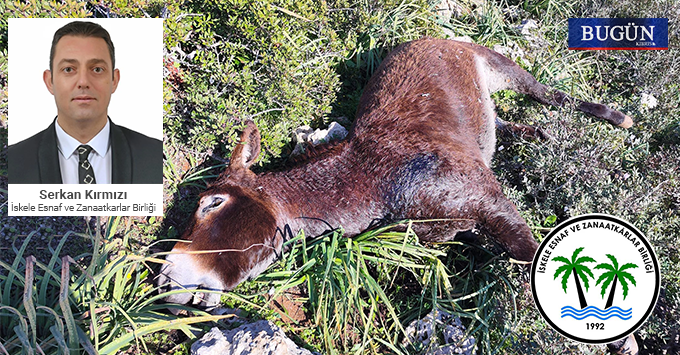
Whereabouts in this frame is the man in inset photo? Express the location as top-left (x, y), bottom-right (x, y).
top-left (8, 20), bottom-right (162, 184)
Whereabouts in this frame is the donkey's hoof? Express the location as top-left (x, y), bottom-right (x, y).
top-left (618, 115), bottom-right (634, 129)
top-left (607, 334), bottom-right (638, 355)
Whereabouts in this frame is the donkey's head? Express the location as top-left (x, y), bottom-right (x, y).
top-left (158, 121), bottom-right (282, 310)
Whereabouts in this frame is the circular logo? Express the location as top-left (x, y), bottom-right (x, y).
top-left (531, 214), bottom-right (659, 344)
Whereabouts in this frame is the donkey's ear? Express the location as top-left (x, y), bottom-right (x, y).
top-left (229, 120), bottom-right (261, 170)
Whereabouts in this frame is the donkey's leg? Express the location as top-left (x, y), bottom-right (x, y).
top-left (476, 46), bottom-right (633, 128)
top-left (495, 117), bottom-right (552, 141)
top-left (472, 176), bottom-right (539, 262)
top-left (425, 161), bottom-right (539, 262)
top-left (518, 74), bottom-right (634, 128)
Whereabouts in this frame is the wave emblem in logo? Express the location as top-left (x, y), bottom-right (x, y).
top-left (531, 214), bottom-right (660, 344)
top-left (561, 306), bottom-right (632, 321)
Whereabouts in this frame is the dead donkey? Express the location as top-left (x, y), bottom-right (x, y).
top-left (158, 37), bottom-right (632, 314)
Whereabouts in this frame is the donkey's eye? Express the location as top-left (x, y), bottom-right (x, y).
top-left (208, 197), bottom-right (224, 209)
top-left (198, 195), bottom-right (230, 218)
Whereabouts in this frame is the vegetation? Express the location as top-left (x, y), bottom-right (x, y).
top-left (228, 221), bottom-right (525, 354)
top-left (0, 0), bottom-right (678, 354)
top-left (0, 217), bottom-right (229, 354)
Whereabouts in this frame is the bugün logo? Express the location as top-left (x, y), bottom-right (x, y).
top-left (568, 18), bottom-right (668, 50)
top-left (531, 214), bottom-right (660, 344)
top-left (580, 23), bottom-right (655, 42)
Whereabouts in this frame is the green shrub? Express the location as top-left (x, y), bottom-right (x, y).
top-left (163, 0), bottom-right (440, 165)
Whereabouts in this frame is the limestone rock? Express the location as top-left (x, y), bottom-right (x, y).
top-left (402, 310), bottom-right (476, 355)
top-left (309, 122), bottom-right (348, 145)
top-left (493, 42), bottom-right (527, 64)
top-left (191, 321), bottom-right (316, 355)
top-left (517, 19), bottom-right (539, 37)
top-left (516, 19), bottom-right (547, 48)
top-left (291, 122), bottom-right (348, 156)
top-left (641, 93), bottom-right (658, 110)
top-left (294, 125), bottom-right (314, 145)
top-left (435, 0), bottom-right (484, 21)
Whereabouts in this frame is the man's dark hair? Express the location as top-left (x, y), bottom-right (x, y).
top-left (49, 21), bottom-right (115, 76)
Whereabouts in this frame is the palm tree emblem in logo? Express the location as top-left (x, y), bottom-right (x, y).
top-left (551, 248), bottom-right (638, 321)
top-left (595, 254), bottom-right (638, 309)
top-left (552, 247), bottom-right (595, 309)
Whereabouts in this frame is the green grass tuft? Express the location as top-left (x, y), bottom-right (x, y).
top-left (224, 221), bottom-right (527, 354)
top-left (0, 218), bottom-right (230, 355)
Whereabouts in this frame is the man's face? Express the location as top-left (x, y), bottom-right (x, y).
top-left (44, 35), bottom-right (119, 127)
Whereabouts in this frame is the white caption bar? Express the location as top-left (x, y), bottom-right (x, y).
top-left (8, 184), bottom-right (163, 216)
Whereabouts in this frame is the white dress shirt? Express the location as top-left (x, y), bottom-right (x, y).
top-left (55, 120), bottom-right (112, 184)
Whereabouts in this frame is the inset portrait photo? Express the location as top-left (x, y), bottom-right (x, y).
top-left (8, 18), bottom-right (163, 185)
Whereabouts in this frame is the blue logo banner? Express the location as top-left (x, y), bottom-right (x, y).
top-left (569, 18), bottom-right (668, 50)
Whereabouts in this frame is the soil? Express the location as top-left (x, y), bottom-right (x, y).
top-left (266, 286), bottom-right (309, 325)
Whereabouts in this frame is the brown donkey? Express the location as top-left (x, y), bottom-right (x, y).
top-left (158, 38), bottom-right (632, 309)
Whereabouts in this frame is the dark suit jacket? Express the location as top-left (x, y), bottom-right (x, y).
top-left (8, 119), bottom-right (162, 184)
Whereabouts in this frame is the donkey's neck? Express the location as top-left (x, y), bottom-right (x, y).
top-left (259, 141), bottom-right (382, 237)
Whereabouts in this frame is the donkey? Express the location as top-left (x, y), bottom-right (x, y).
top-left (158, 38), bottom-right (632, 309)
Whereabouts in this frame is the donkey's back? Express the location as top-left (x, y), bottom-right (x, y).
top-left (351, 38), bottom-right (632, 167)
top-left (343, 38), bottom-right (632, 261)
